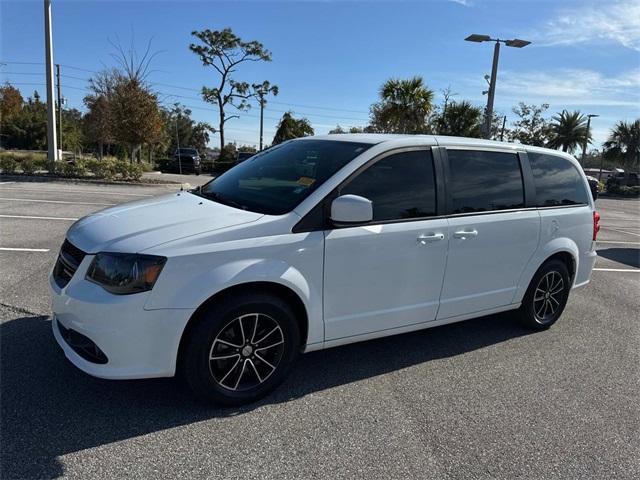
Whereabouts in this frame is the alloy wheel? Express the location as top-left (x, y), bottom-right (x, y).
top-left (533, 271), bottom-right (565, 323)
top-left (208, 313), bottom-right (285, 391)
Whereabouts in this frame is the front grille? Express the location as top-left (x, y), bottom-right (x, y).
top-left (53, 240), bottom-right (86, 288)
top-left (57, 319), bottom-right (108, 364)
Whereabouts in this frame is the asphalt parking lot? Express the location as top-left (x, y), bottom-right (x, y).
top-left (1, 179), bottom-right (639, 479)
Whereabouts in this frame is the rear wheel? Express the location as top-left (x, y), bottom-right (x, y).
top-left (183, 292), bottom-right (300, 405)
top-left (517, 259), bottom-right (571, 329)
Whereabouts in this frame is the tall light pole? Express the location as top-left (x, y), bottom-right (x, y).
top-left (44, 0), bottom-right (58, 166)
top-left (582, 113), bottom-right (599, 167)
top-left (465, 34), bottom-right (531, 139)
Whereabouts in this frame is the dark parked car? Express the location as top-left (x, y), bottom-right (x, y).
top-left (585, 175), bottom-right (599, 200)
top-left (166, 148), bottom-right (201, 175)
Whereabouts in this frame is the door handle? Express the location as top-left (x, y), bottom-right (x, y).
top-left (453, 229), bottom-right (478, 239)
top-left (417, 233), bottom-right (445, 244)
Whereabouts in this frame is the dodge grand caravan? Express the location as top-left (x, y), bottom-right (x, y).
top-left (50, 135), bottom-right (599, 405)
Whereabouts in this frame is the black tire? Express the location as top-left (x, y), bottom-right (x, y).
top-left (517, 259), bottom-right (571, 330)
top-left (182, 292), bottom-right (300, 405)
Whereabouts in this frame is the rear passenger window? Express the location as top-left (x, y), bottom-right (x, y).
top-left (528, 152), bottom-right (589, 206)
top-left (447, 150), bottom-right (524, 213)
top-left (341, 150), bottom-right (436, 222)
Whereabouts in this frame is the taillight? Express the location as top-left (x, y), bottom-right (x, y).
top-left (593, 211), bottom-right (600, 241)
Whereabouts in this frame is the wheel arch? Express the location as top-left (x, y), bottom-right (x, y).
top-left (514, 240), bottom-right (579, 304)
top-left (176, 281), bottom-right (310, 374)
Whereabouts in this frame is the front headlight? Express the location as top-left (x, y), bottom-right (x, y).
top-left (86, 253), bottom-right (166, 295)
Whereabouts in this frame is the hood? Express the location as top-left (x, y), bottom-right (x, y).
top-left (67, 192), bottom-right (263, 253)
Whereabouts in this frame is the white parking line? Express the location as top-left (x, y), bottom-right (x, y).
top-left (0, 197), bottom-right (114, 206)
top-left (0, 186), bottom-right (153, 197)
top-left (0, 214), bottom-right (78, 221)
top-left (596, 240), bottom-right (640, 245)
top-left (0, 247), bottom-right (50, 252)
top-left (601, 227), bottom-right (640, 238)
top-left (593, 268), bottom-right (640, 272)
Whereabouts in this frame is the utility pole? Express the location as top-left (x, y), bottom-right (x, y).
top-left (581, 114), bottom-right (599, 167)
top-left (56, 63), bottom-right (62, 152)
top-left (252, 81), bottom-right (278, 151)
top-left (258, 91), bottom-right (265, 151)
top-left (175, 116), bottom-right (182, 175)
top-left (500, 115), bottom-right (507, 141)
top-left (44, 0), bottom-right (58, 167)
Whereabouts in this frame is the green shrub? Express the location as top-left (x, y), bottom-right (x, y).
top-left (125, 163), bottom-right (143, 181)
top-left (607, 184), bottom-right (640, 197)
top-left (54, 160), bottom-right (88, 178)
top-left (140, 161), bottom-right (155, 172)
top-left (19, 157), bottom-right (45, 175)
top-left (113, 160), bottom-right (130, 178)
top-left (85, 158), bottom-right (116, 179)
top-left (0, 156), bottom-right (18, 174)
top-left (618, 186), bottom-right (640, 197)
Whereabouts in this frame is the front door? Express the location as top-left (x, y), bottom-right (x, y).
top-left (323, 149), bottom-right (449, 340)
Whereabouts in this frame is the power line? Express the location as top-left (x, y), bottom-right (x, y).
top-left (3, 75), bottom-right (370, 124)
top-left (1, 59), bottom-right (371, 116)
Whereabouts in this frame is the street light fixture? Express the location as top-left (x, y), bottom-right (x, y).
top-left (465, 34), bottom-right (531, 139)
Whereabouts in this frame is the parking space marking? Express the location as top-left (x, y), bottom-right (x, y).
top-left (596, 240), bottom-right (640, 245)
top-left (593, 268), bottom-right (640, 272)
top-left (0, 247), bottom-right (50, 252)
top-left (0, 197), bottom-right (115, 206)
top-left (600, 226), bottom-right (640, 238)
top-left (0, 214), bottom-right (78, 221)
top-left (0, 186), bottom-right (154, 197)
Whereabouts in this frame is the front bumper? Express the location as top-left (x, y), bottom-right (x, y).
top-left (50, 257), bottom-right (195, 379)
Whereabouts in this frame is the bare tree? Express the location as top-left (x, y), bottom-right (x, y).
top-left (189, 28), bottom-right (274, 160)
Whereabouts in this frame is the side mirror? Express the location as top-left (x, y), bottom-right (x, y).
top-left (330, 194), bottom-right (373, 225)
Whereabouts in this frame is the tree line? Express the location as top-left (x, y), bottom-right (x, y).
top-left (326, 76), bottom-right (639, 169)
top-left (0, 27), bottom-right (638, 170)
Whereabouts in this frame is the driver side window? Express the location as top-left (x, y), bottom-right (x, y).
top-left (340, 150), bottom-right (436, 222)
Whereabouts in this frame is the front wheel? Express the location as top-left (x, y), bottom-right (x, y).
top-left (517, 259), bottom-right (571, 330)
top-left (182, 292), bottom-right (300, 405)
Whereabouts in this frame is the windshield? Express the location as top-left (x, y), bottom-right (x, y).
top-left (198, 140), bottom-right (372, 215)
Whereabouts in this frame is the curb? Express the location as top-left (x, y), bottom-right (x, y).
top-left (0, 173), bottom-right (186, 188)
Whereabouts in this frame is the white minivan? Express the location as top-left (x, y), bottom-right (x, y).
top-left (50, 135), bottom-right (599, 405)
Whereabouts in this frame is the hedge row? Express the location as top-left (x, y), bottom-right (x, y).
top-left (607, 184), bottom-right (640, 197)
top-left (0, 156), bottom-right (143, 181)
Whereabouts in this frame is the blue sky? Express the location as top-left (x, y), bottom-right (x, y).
top-left (1, 0), bottom-right (639, 148)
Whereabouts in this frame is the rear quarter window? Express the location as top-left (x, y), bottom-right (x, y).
top-left (528, 152), bottom-right (589, 207)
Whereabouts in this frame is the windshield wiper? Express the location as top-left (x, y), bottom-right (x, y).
top-left (198, 190), bottom-right (247, 210)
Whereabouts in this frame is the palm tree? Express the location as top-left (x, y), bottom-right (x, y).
top-left (370, 76), bottom-right (434, 134)
top-left (603, 119), bottom-right (640, 169)
top-left (436, 100), bottom-right (483, 138)
top-left (272, 112), bottom-right (314, 145)
top-left (547, 110), bottom-right (590, 153)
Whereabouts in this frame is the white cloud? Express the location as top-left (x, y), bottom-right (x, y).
top-left (496, 68), bottom-right (640, 108)
top-left (537, 0), bottom-right (640, 50)
top-left (447, 0), bottom-right (472, 6)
